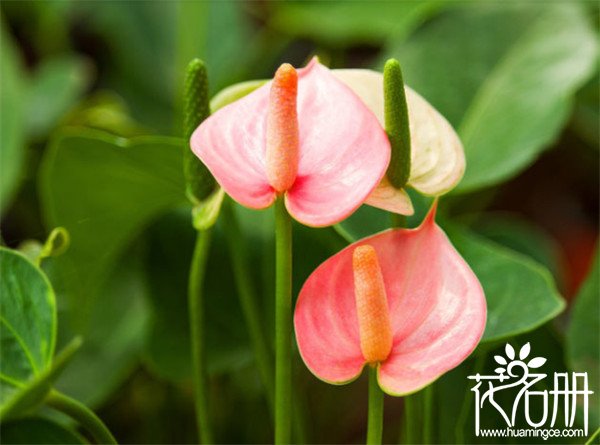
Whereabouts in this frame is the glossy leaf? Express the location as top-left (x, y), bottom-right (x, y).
top-left (470, 213), bottom-right (562, 280)
top-left (0, 248), bottom-right (55, 414)
top-left (1, 417), bottom-right (85, 444)
top-left (566, 248), bottom-right (599, 430)
top-left (388, 3), bottom-right (598, 192)
top-left (39, 128), bottom-right (185, 404)
top-left (446, 226), bottom-right (565, 342)
top-left (0, 248), bottom-right (80, 419)
top-left (40, 128), bottom-right (186, 326)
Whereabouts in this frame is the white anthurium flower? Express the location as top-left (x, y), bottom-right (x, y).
top-left (333, 69), bottom-right (465, 215)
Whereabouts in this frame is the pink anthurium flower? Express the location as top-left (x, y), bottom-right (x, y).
top-left (294, 203), bottom-right (486, 395)
top-left (191, 58), bottom-right (403, 227)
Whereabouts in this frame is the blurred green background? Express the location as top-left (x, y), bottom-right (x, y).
top-left (1, 1), bottom-right (598, 444)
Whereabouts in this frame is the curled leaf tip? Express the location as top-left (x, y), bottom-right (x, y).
top-left (266, 63), bottom-right (299, 193)
top-left (384, 58), bottom-right (411, 190)
top-left (353, 245), bottom-right (393, 364)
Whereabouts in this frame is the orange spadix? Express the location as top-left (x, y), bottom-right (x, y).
top-left (352, 245), bottom-right (393, 364)
top-left (266, 63), bottom-right (299, 193)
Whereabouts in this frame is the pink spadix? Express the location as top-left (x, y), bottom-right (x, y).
top-left (294, 203), bottom-right (487, 395)
top-left (190, 58), bottom-right (393, 227)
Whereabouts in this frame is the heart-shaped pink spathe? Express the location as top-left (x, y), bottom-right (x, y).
top-left (293, 203), bottom-right (487, 395)
top-left (190, 58), bottom-right (392, 227)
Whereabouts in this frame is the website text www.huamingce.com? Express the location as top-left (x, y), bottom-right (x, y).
top-left (478, 427), bottom-right (585, 441)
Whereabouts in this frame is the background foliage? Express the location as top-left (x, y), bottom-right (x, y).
top-left (1, 1), bottom-right (598, 443)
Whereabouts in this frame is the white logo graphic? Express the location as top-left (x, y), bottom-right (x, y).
top-left (468, 343), bottom-right (593, 438)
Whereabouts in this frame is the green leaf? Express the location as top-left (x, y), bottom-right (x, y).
top-left (468, 213), bottom-right (562, 281)
top-left (0, 248), bottom-right (81, 419)
top-left (566, 247), bottom-right (599, 430)
top-left (446, 225), bottom-right (566, 342)
top-left (388, 3), bottom-right (598, 192)
top-left (39, 128), bottom-right (183, 404)
top-left (2, 337), bottom-right (82, 420)
top-left (26, 55), bottom-right (91, 139)
top-left (51, 251), bottom-right (149, 406)
top-left (268, 1), bottom-right (445, 48)
top-left (39, 128), bottom-right (186, 329)
top-left (0, 247), bottom-right (56, 416)
top-left (0, 21), bottom-right (26, 213)
top-left (1, 417), bottom-right (85, 444)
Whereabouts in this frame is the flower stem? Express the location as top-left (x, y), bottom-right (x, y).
top-left (403, 395), bottom-right (418, 444)
top-left (46, 390), bottom-right (117, 444)
top-left (367, 366), bottom-right (385, 445)
top-left (274, 198), bottom-right (292, 444)
top-left (189, 229), bottom-right (214, 444)
top-left (422, 386), bottom-right (434, 444)
top-left (221, 198), bottom-right (274, 405)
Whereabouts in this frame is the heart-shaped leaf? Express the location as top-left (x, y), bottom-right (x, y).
top-left (446, 226), bottom-right (565, 342)
top-left (386, 2), bottom-right (598, 192)
top-left (39, 128), bottom-right (186, 404)
top-left (0, 248), bottom-right (80, 419)
top-left (40, 127), bottom-right (186, 329)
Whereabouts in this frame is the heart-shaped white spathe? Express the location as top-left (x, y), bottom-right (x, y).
top-left (333, 69), bottom-right (465, 214)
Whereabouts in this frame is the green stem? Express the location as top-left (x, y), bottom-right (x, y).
top-left (422, 386), bottom-right (433, 444)
top-left (274, 198), bottom-right (292, 444)
top-left (367, 367), bottom-right (385, 445)
top-left (221, 198), bottom-right (274, 405)
top-left (455, 352), bottom-right (487, 443)
top-left (403, 395), bottom-right (418, 444)
top-left (188, 229), bottom-right (214, 444)
top-left (46, 390), bottom-right (117, 444)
